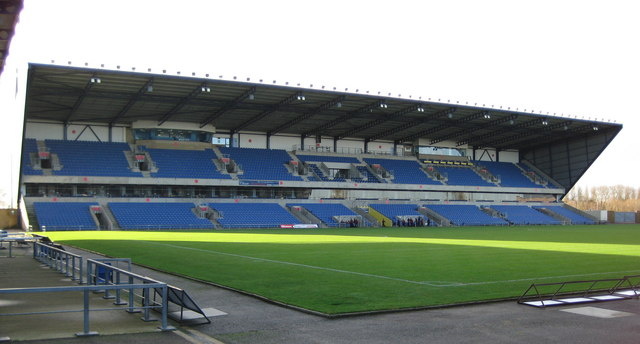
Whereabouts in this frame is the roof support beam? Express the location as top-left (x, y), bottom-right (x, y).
top-left (494, 121), bottom-right (593, 148)
top-left (366, 108), bottom-right (456, 142)
top-left (430, 113), bottom-right (515, 145)
top-left (457, 116), bottom-right (540, 146)
top-left (477, 120), bottom-right (573, 149)
top-left (303, 100), bottom-right (385, 137)
top-left (335, 104), bottom-right (423, 140)
top-left (157, 82), bottom-right (207, 125)
top-left (395, 110), bottom-right (489, 144)
top-left (231, 92), bottom-right (301, 133)
top-left (199, 86), bottom-right (256, 128)
top-left (108, 77), bottom-right (154, 126)
top-left (63, 75), bottom-right (98, 125)
top-left (268, 95), bottom-right (345, 135)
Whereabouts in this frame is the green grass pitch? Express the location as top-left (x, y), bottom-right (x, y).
top-left (45, 224), bottom-right (640, 314)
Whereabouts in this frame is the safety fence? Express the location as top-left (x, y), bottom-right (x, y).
top-left (33, 241), bottom-right (84, 282)
top-left (0, 241), bottom-right (179, 339)
top-left (518, 275), bottom-right (640, 308)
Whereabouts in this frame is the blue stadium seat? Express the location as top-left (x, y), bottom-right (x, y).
top-left (209, 203), bottom-right (299, 228)
top-left (475, 161), bottom-right (540, 188)
top-left (147, 148), bottom-right (231, 179)
top-left (517, 163), bottom-right (551, 187)
top-left (436, 166), bottom-right (495, 187)
top-left (490, 205), bottom-right (561, 225)
top-left (45, 140), bottom-right (142, 177)
top-left (352, 166), bottom-right (381, 183)
top-left (34, 202), bottom-right (99, 231)
top-left (369, 204), bottom-right (431, 226)
top-left (533, 206), bottom-right (596, 225)
top-left (296, 154), bottom-right (360, 164)
top-left (22, 138), bottom-right (42, 175)
top-left (219, 147), bottom-right (302, 181)
top-left (109, 202), bottom-right (214, 230)
top-left (425, 204), bottom-right (507, 226)
top-left (287, 203), bottom-right (359, 227)
top-left (364, 158), bottom-right (439, 185)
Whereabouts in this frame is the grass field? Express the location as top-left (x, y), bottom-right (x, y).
top-left (45, 224), bottom-right (640, 314)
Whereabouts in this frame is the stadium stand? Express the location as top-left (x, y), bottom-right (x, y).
top-left (369, 204), bottom-right (431, 226)
top-left (308, 164), bottom-right (333, 182)
top-left (209, 203), bottom-right (299, 228)
top-left (490, 205), bottom-right (561, 225)
top-left (296, 154), bottom-right (361, 164)
top-left (517, 163), bottom-right (550, 187)
top-left (425, 204), bottom-right (508, 226)
top-left (21, 138), bottom-right (42, 175)
top-left (20, 65), bottom-right (620, 233)
top-left (288, 203), bottom-right (360, 227)
top-left (45, 140), bottom-right (142, 177)
top-left (147, 148), bottom-right (231, 179)
top-left (435, 166), bottom-right (495, 187)
top-left (353, 166), bottom-right (382, 183)
top-left (109, 202), bottom-right (214, 230)
top-left (476, 161), bottom-right (540, 188)
top-left (363, 158), bottom-right (440, 185)
top-left (33, 202), bottom-right (99, 231)
top-left (220, 147), bottom-right (302, 181)
top-left (533, 205), bottom-right (596, 225)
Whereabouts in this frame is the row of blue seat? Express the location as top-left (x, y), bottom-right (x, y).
top-left (209, 203), bottom-right (299, 228)
top-left (34, 202), bottom-right (100, 231)
top-left (23, 139), bottom-right (550, 188)
top-left (287, 203), bottom-right (358, 227)
top-left (32, 201), bottom-right (595, 231)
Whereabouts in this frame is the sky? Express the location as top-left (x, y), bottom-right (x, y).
top-left (0, 0), bottom-right (638, 207)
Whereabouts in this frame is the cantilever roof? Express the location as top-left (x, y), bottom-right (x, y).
top-left (24, 63), bottom-right (623, 191)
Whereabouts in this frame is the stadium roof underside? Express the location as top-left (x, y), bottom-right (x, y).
top-left (0, 0), bottom-right (23, 76)
top-left (24, 63), bottom-right (622, 191)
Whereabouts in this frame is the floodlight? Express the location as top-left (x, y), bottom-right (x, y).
top-left (90, 77), bottom-right (101, 84)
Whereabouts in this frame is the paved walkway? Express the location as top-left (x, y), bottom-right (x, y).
top-left (2, 241), bottom-right (640, 343)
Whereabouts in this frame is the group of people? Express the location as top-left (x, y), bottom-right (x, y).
top-left (339, 218), bottom-right (361, 228)
top-left (382, 217), bottom-right (431, 227)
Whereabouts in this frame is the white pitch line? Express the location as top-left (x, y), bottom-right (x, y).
top-left (154, 242), bottom-right (439, 286)
top-left (152, 242), bottom-right (640, 288)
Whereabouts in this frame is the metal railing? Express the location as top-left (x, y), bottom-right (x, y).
top-left (0, 283), bottom-right (173, 337)
top-left (34, 241), bottom-right (83, 282)
top-left (85, 258), bottom-right (175, 331)
top-left (518, 275), bottom-right (640, 308)
top-left (0, 242), bottom-right (176, 338)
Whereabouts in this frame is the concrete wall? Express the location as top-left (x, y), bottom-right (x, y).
top-left (0, 209), bottom-right (18, 228)
top-left (26, 122), bottom-right (64, 140)
top-left (368, 141), bottom-right (395, 155)
top-left (131, 120), bottom-right (216, 133)
top-left (26, 122), bottom-right (127, 142)
top-left (271, 135), bottom-right (300, 150)
top-left (237, 133), bottom-right (267, 148)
